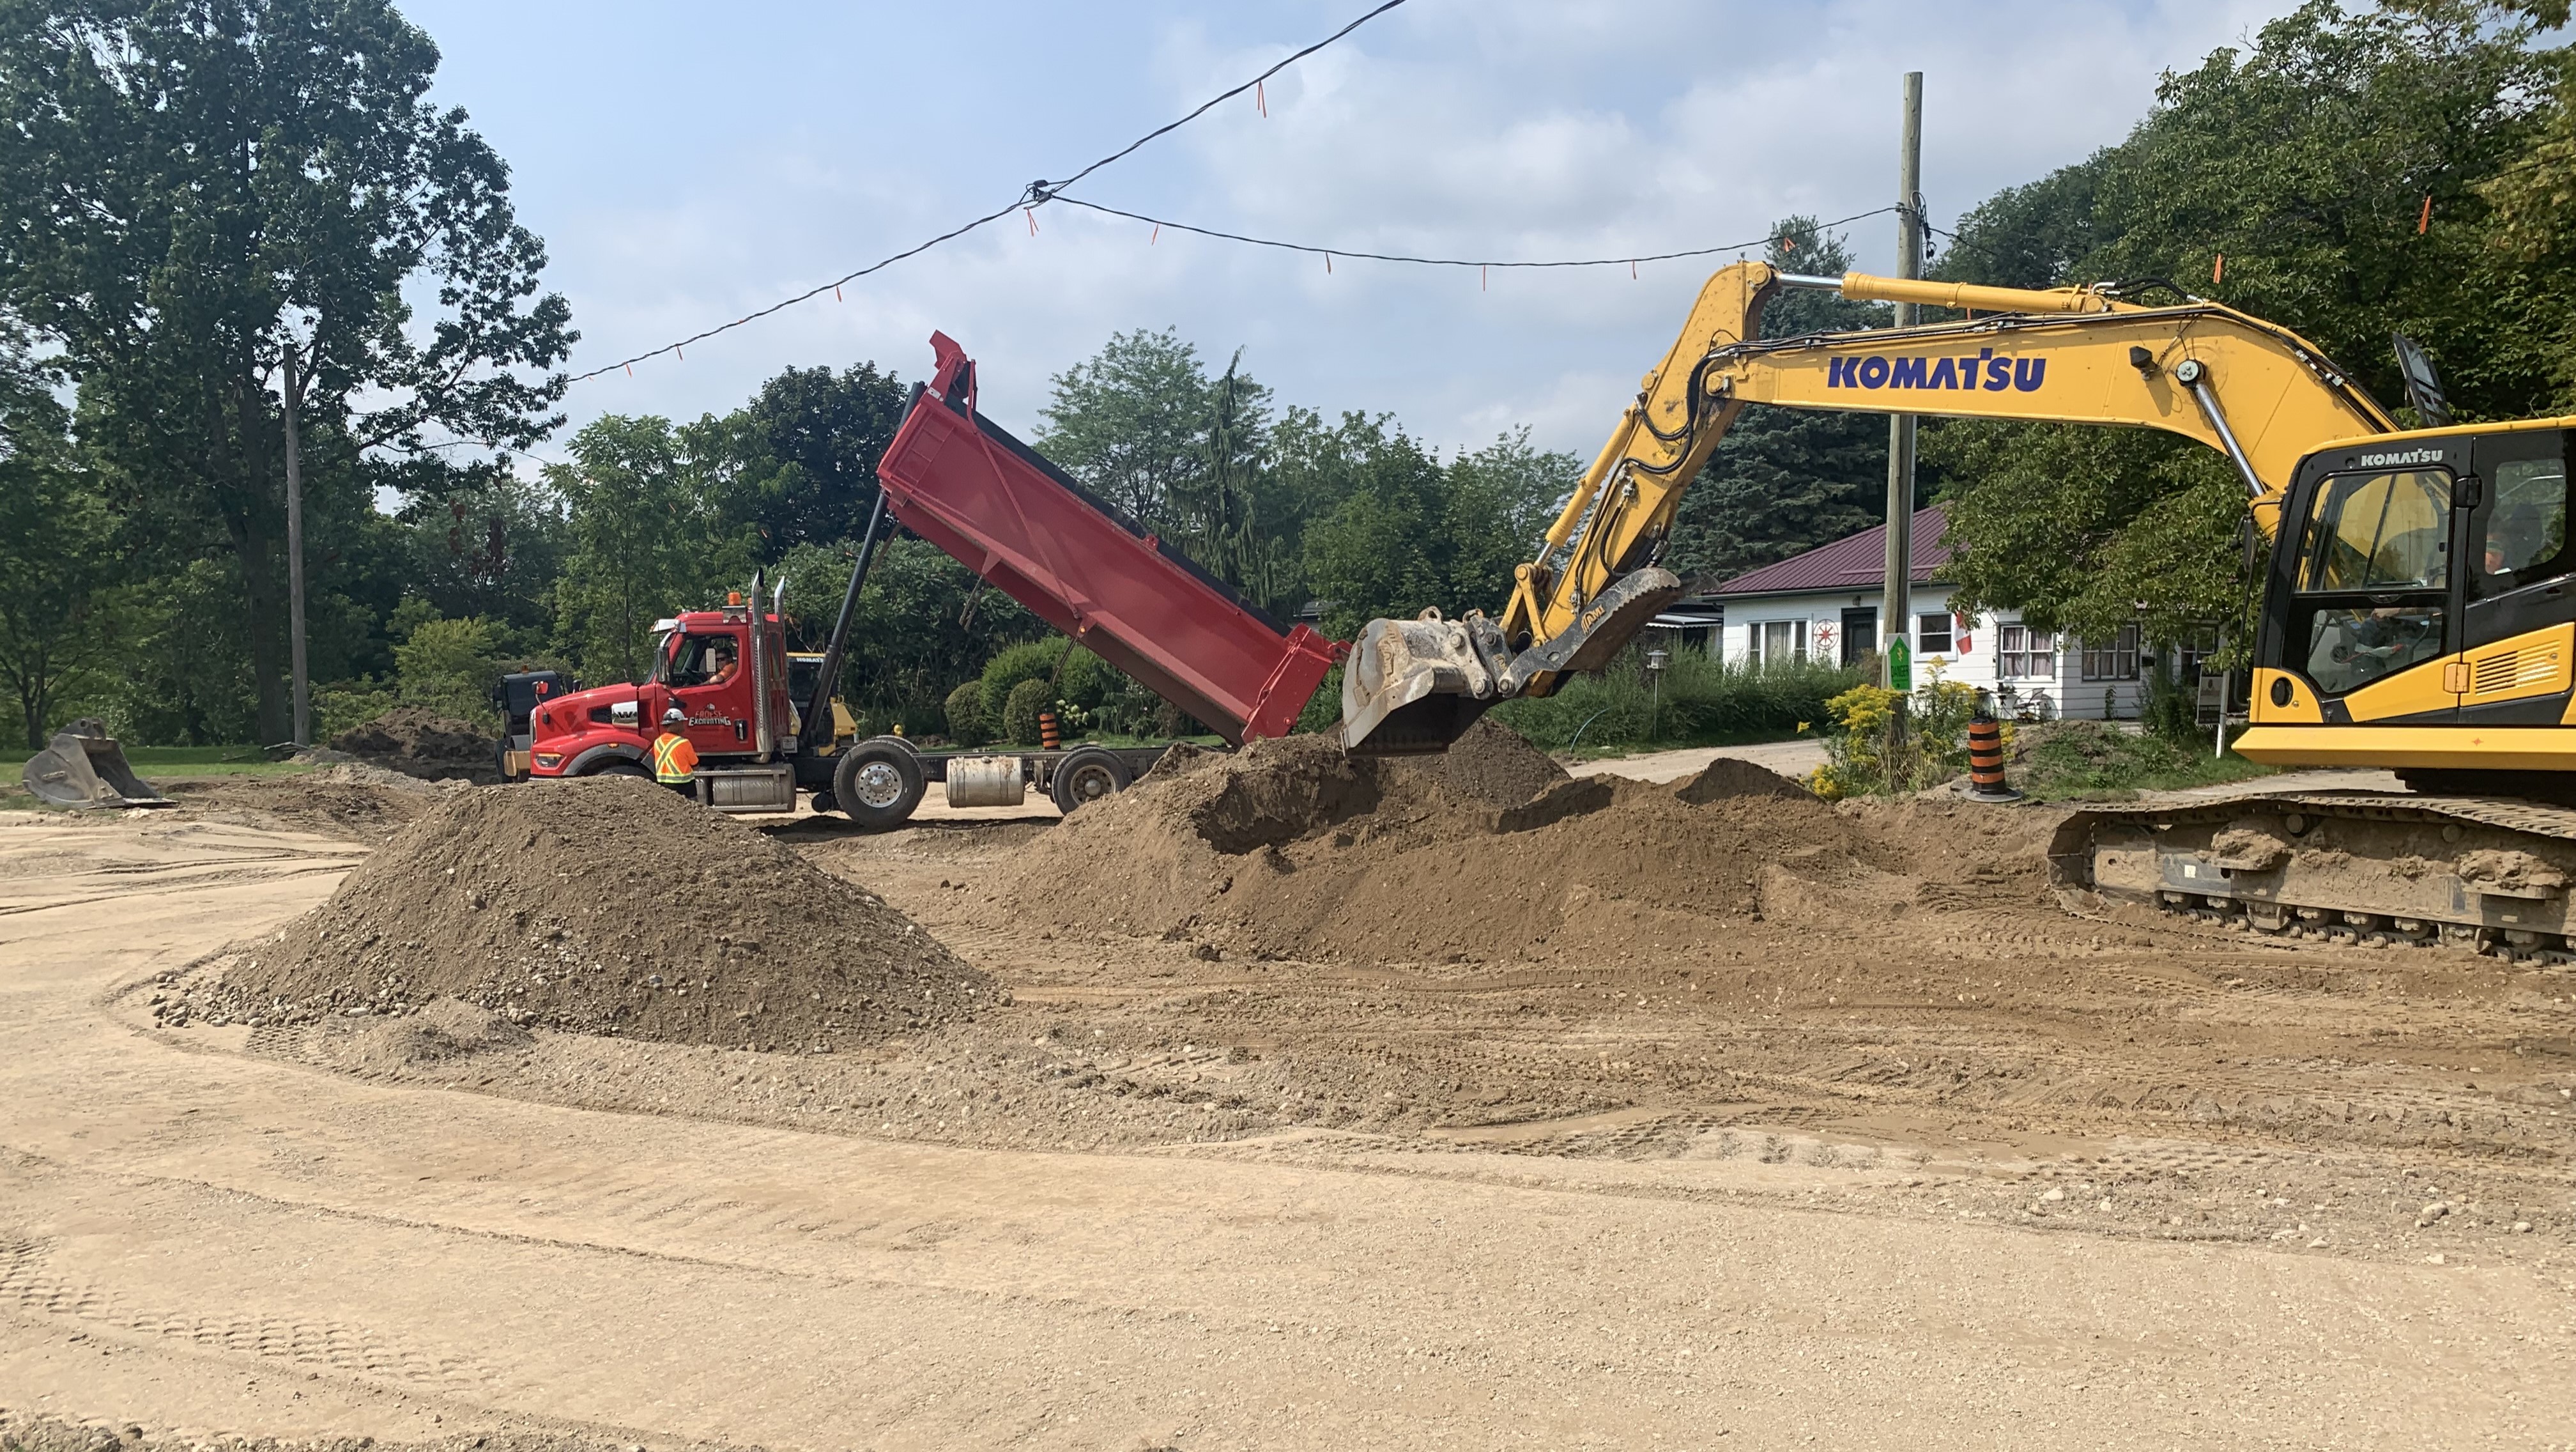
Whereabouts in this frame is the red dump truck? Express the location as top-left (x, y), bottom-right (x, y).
top-left (522, 332), bottom-right (1343, 827)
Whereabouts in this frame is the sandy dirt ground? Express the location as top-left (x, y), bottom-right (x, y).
top-left (1571, 738), bottom-right (1830, 785)
top-left (3, 781), bottom-right (2573, 1450)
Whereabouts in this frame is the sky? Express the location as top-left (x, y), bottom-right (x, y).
top-left (398, 0), bottom-right (2304, 468)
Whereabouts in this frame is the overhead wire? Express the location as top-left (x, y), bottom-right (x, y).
top-left (567, 0), bottom-right (1411, 384)
top-left (1039, 193), bottom-right (1906, 271)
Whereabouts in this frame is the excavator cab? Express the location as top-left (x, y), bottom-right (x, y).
top-left (2238, 421), bottom-right (2576, 789)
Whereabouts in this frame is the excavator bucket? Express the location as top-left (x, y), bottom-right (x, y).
top-left (1340, 611), bottom-right (1502, 756)
top-left (20, 721), bottom-right (172, 808)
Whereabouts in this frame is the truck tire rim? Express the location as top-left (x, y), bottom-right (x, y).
top-left (1066, 762), bottom-right (1117, 803)
top-left (852, 761), bottom-right (905, 808)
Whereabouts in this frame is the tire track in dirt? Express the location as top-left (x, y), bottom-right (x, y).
top-left (0, 1238), bottom-right (501, 1393)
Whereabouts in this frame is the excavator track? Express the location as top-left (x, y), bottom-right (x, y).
top-left (2050, 791), bottom-right (2576, 962)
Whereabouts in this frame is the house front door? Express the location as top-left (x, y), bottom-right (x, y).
top-left (1840, 608), bottom-right (1877, 667)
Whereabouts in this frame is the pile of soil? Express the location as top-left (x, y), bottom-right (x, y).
top-left (1438, 714), bottom-right (1570, 808)
top-left (168, 762), bottom-right (448, 840)
top-left (202, 775), bottom-right (992, 1051)
top-left (329, 706), bottom-right (498, 783)
top-left (1673, 756), bottom-right (1817, 805)
top-left (1015, 731), bottom-right (1892, 966)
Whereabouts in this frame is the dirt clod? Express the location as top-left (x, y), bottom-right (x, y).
top-left (208, 775), bottom-right (990, 1050)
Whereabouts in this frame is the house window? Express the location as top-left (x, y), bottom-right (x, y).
top-left (1916, 612), bottom-right (1953, 654)
top-left (1998, 624), bottom-right (2056, 678)
top-left (2174, 628), bottom-right (2220, 679)
top-left (1745, 618), bottom-right (1805, 666)
top-left (2081, 624), bottom-right (2140, 681)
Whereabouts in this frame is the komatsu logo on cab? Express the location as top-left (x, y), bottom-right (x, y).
top-left (1825, 347), bottom-right (2046, 392)
top-left (2354, 447), bottom-right (2446, 468)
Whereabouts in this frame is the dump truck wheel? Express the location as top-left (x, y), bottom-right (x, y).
top-left (834, 738), bottom-right (924, 830)
top-left (590, 761), bottom-right (648, 779)
top-left (1050, 747), bottom-right (1131, 814)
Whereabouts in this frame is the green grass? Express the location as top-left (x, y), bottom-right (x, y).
top-left (2013, 721), bottom-right (2276, 801)
top-left (0, 744), bottom-right (314, 777)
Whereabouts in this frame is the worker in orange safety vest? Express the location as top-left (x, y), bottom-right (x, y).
top-left (651, 707), bottom-right (699, 790)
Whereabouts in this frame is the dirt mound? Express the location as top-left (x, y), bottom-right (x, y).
top-left (1674, 756), bottom-right (1817, 805)
top-left (169, 762), bottom-right (448, 840)
top-left (1015, 737), bottom-right (1890, 966)
top-left (330, 994), bottom-right (533, 1072)
top-left (1438, 714), bottom-right (1569, 808)
top-left (207, 775), bottom-right (992, 1051)
top-left (329, 706), bottom-right (498, 783)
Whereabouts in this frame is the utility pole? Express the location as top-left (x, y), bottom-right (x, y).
top-left (282, 348), bottom-right (310, 748)
top-left (1880, 71), bottom-right (1922, 781)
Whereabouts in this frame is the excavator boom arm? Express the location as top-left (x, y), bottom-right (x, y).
top-left (1344, 260), bottom-right (2396, 753)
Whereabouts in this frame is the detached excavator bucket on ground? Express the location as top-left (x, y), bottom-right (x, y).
top-left (21, 720), bottom-right (172, 808)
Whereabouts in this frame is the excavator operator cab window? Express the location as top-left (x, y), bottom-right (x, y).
top-left (2295, 468), bottom-right (2452, 697)
top-left (2472, 452), bottom-right (2569, 595)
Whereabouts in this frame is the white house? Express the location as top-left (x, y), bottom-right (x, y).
top-left (1694, 505), bottom-right (2152, 720)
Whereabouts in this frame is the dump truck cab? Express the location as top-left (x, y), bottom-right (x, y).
top-left (526, 587), bottom-right (801, 812)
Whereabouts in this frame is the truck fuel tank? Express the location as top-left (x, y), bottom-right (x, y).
top-left (944, 755), bottom-right (1027, 808)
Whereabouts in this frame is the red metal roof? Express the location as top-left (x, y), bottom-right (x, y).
top-left (1705, 505), bottom-right (1950, 598)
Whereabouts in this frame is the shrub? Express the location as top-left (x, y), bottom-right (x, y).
top-left (2140, 665), bottom-right (2204, 745)
top-left (980, 640), bottom-right (1071, 720)
top-left (1002, 677), bottom-right (1053, 745)
top-left (1058, 649), bottom-right (1114, 709)
top-left (1807, 673), bottom-right (1986, 799)
top-left (314, 681), bottom-right (398, 741)
top-left (392, 615), bottom-right (507, 729)
top-left (943, 681), bottom-right (988, 747)
top-left (1492, 645), bottom-right (1862, 751)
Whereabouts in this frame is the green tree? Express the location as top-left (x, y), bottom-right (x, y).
top-left (772, 536), bottom-right (1041, 723)
top-left (1667, 219), bottom-right (1894, 585)
top-left (1926, 2), bottom-right (2564, 644)
top-left (691, 362), bottom-right (909, 561)
top-left (1036, 328), bottom-right (1250, 526)
top-left (0, 339), bottom-right (121, 745)
top-left (1169, 351), bottom-right (1299, 616)
top-left (1295, 412), bottom-right (1568, 637)
top-left (548, 415), bottom-right (752, 684)
top-left (390, 463), bottom-right (570, 647)
top-left (1928, 424), bottom-right (2252, 647)
top-left (0, 0), bottom-right (574, 743)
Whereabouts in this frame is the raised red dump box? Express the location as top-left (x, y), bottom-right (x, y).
top-left (875, 333), bottom-right (1342, 745)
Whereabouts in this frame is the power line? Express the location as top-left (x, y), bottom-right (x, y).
top-left (1043, 193), bottom-right (1906, 271)
top-left (568, 0), bottom-right (1411, 384)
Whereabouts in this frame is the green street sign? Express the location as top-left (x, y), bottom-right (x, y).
top-left (1888, 637), bottom-right (1912, 692)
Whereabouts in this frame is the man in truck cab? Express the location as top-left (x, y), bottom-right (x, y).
top-left (652, 707), bottom-right (698, 791)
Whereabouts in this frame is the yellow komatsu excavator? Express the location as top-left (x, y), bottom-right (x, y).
top-left (1346, 261), bottom-right (2576, 958)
